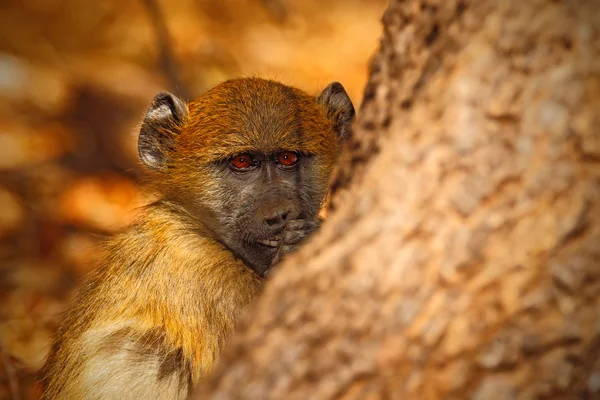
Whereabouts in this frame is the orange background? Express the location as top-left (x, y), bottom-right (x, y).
top-left (0, 1), bottom-right (387, 397)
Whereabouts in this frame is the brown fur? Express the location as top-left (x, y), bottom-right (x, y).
top-left (41, 78), bottom-right (353, 399)
top-left (42, 204), bottom-right (262, 399)
top-left (159, 79), bottom-right (339, 220)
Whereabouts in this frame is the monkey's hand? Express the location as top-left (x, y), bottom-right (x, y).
top-left (270, 218), bottom-right (321, 268)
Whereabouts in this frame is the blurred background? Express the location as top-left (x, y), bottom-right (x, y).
top-left (0, 0), bottom-right (387, 398)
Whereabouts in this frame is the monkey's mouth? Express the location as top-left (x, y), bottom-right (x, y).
top-left (255, 238), bottom-right (280, 248)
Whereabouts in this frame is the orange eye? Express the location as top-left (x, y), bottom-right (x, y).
top-left (231, 153), bottom-right (253, 169)
top-left (277, 151), bottom-right (298, 166)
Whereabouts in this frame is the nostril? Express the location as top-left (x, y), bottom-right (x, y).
top-left (265, 216), bottom-right (279, 226)
top-left (264, 209), bottom-right (291, 227)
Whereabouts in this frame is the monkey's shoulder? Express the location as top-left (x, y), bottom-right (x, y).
top-left (83, 210), bottom-right (263, 315)
top-left (43, 211), bottom-right (264, 397)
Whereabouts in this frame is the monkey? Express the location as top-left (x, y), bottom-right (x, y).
top-left (41, 77), bottom-right (355, 399)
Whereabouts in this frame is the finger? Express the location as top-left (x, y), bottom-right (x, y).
top-left (282, 228), bottom-right (313, 244)
top-left (286, 219), bottom-right (320, 231)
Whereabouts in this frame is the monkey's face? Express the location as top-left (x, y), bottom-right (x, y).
top-left (199, 150), bottom-right (327, 276)
top-left (138, 78), bottom-right (355, 277)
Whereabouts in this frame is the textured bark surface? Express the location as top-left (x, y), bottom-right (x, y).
top-left (195, 0), bottom-right (600, 398)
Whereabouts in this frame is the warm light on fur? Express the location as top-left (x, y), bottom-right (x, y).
top-left (42, 78), bottom-right (354, 399)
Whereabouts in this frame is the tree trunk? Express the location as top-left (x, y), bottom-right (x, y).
top-left (195, 0), bottom-right (600, 398)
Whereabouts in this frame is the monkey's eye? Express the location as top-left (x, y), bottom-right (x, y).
top-left (276, 151), bottom-right (298, 167)
top-left (230, 153), bottom-right (255, 170)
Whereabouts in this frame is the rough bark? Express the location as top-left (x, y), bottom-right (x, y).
top-left (195, 0), bottom-right (600, 398)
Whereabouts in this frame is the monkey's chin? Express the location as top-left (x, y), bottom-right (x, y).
top-left (238, 239), bottom-right (281, 278)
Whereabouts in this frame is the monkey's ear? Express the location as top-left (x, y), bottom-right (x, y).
top-left (138, 92), bottom-right (188, 171)
top-left (317, 82), bottom-right (355, 139)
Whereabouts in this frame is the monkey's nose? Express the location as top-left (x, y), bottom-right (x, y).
top-left (264, 209), bottom-right (290, 228)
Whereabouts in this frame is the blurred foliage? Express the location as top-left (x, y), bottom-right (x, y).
top-left (0, 0), bottom-right (386, 398)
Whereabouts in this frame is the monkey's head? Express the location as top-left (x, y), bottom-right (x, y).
top-left (138, 78), bottom-right (354, 276)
